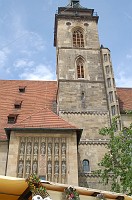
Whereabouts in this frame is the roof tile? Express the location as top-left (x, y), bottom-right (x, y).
top-left (0, 80), bottom-right (75, 139)
top-left (116, 88), bottom-right (132, 111)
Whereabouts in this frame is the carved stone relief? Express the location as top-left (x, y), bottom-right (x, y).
top-left (48, 143), bottom-right (52, 155)
top-left (62, 143), bottom-right (66, 154)
top-left (40, 142), bottom-right (46, 155)
top-left (54, 161), bottom-right (59, 174)
top-left (34, 143), bottom-right (38, 155)
top-left (18, 137), bottom-right (67, 183)
top-left (47, 161), bottom-right (52, 174)
top-left (32, 161), bottom-right (38, 174)
top-left (26, 160), bottom-right (31, 174)
top-left (18, 160), bottom-right (24, 176)
top-left (27, 142), bottom-right (32, 155)
top-left (62, 161), bottom-right (66, 174)
top-left (20, 143), bottom-right (25, 155)
top-left (54, 143), bottom-right (59, 155)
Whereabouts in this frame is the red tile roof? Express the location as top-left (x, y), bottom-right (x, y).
top-left (116, 88), bottom-right (132, 112)
top-left (0, 80), bottom-right (131, 140)
top-left (6, 107), bottom-right (77, 129)
top-left (0, 80), bottom-right (77, 140)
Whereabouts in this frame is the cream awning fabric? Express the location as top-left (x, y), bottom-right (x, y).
top-left (0, 175), bottom-right (28, 200)
top-left (0, 175), bottom-right (131, 200)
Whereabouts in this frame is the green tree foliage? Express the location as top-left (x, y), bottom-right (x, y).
top-left (97, 117), bottom-right (132, 195)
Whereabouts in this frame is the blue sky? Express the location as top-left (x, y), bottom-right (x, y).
top-left (0, 0), bottom-right (132, 87)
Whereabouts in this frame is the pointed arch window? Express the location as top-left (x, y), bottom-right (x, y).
top-left (76, 58), bottom-right (84, 78)
top-left (83, 159), bottom-right (90, 172)
top-left (73, 29), bottom-right (84, 47)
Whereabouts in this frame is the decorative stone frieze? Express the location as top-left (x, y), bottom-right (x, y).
top-left (61, 111), bottom-right (108, 115)
top-left (79, 139), bottom-right (109, 145)
top-left (17, 136), bottom-right (67, 183)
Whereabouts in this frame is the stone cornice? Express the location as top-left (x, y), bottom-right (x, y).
top-left (79, 139), bottom-right (109, 145)
top-left (58, 47), bottom-right (100, 51)
top-left (60, 111), bottom-right (108, 115)
top-left (58, 79), bottom-right (104, 83)
top-left (78, 172), bottom-right (113, 177)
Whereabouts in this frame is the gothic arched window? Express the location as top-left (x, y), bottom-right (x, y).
top-left (83, 159), bottom-right (90, 172)
top-left (76, 58), bottom-right (84, 78)
top-left (73, 29), bottom-right (84, 47)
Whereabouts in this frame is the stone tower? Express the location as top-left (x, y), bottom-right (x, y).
top-left (54, 1), bottom-right (120, 189)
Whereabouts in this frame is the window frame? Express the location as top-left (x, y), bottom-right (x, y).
top-left (111, 105), bottom-right (116, 116)
top-left (73, 28), bottom-right (84, 48)
top-left (82, 159), bottom-right (90, 173)
top-left (109, 91), bottom-right (114, 103)
top-left (107, 78), bottom-right (111, 88)
top-left (76, 57), bottom-right (85, 79)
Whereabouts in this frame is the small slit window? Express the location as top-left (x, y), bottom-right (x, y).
top-left (8, 114), bottom-right (18, 124)
top-left (83, 159), bottom-right (90, 172)
top-left (105, 66), bottom-right (109, 74)
top-left (73, 29), bottom-right (84, 48)
top-left (104, 54), bottom-right (108, 62)
top-left (76, 58), bottom-right (84, 79)
top-left (109, 92), bottom-right (113, 103)
top-left (111, 105), bottom-right (116, 116)
top-left (81, 92), bottom-right (85, 108)
top-left (19, 86), bottom-right (26, 93)
top-left (107, 78), bottom-right (111, 88)
top-left (14, 101), bottom-right (22, 109)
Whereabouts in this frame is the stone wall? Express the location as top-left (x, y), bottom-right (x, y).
top-left (57, 49), bottom-right (104, 81)
top-left (0, 140), bottom-right (8, 175)
top-left (6, 132), bottom-right (19, 177)
top-left (58, 81), bottom-right (108, 113)
top-left (57, 18), bottom-right (100, 49)
top-left (121, 114), bottom-right (132, 127)
top-left (60, 113), bottom-right (109, 139)
top-left (78, 142), bottom-right (110, 190)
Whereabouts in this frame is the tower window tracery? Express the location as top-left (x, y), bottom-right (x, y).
top-left (76, 58), bottom-right (85, 78)
top-left (73, 29), bottom-right (84, 47)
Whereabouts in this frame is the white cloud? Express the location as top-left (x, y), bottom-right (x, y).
top-left (126, 50), bottom-right (132, 59)
top-left (0, 47), bottom-right (10, 68)
top-left (10, 12), bottom-right (46, 52)
top-left (115, 71), bottom-right (132, 87)
top-left (19, 64), bottom-right (55, 80)
top-left (14, 59), bottom-right (34, 69)
top-left (126, 54), bottom-right (132, 59)
top-left (124, 12), bottom-right (132, 21)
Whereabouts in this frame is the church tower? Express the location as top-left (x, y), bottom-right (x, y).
top-left (54, 1), bottom-right (119, 188)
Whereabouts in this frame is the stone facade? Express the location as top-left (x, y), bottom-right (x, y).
top-left (0, 1), bottom-right (131, 192)
top-left (121, 114), bottom-right (132, 127)
top-left (6, 130), bottom-right (79, 186)
top-left (0, 141), bottom-right (8, 175)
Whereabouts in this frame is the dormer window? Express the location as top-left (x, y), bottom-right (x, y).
top-left (19, 86), bottom-right (26, 93)
top-left (8, 114), bottom-right (18, 124)
top-left (14, 101), bottom-right (22, 109)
